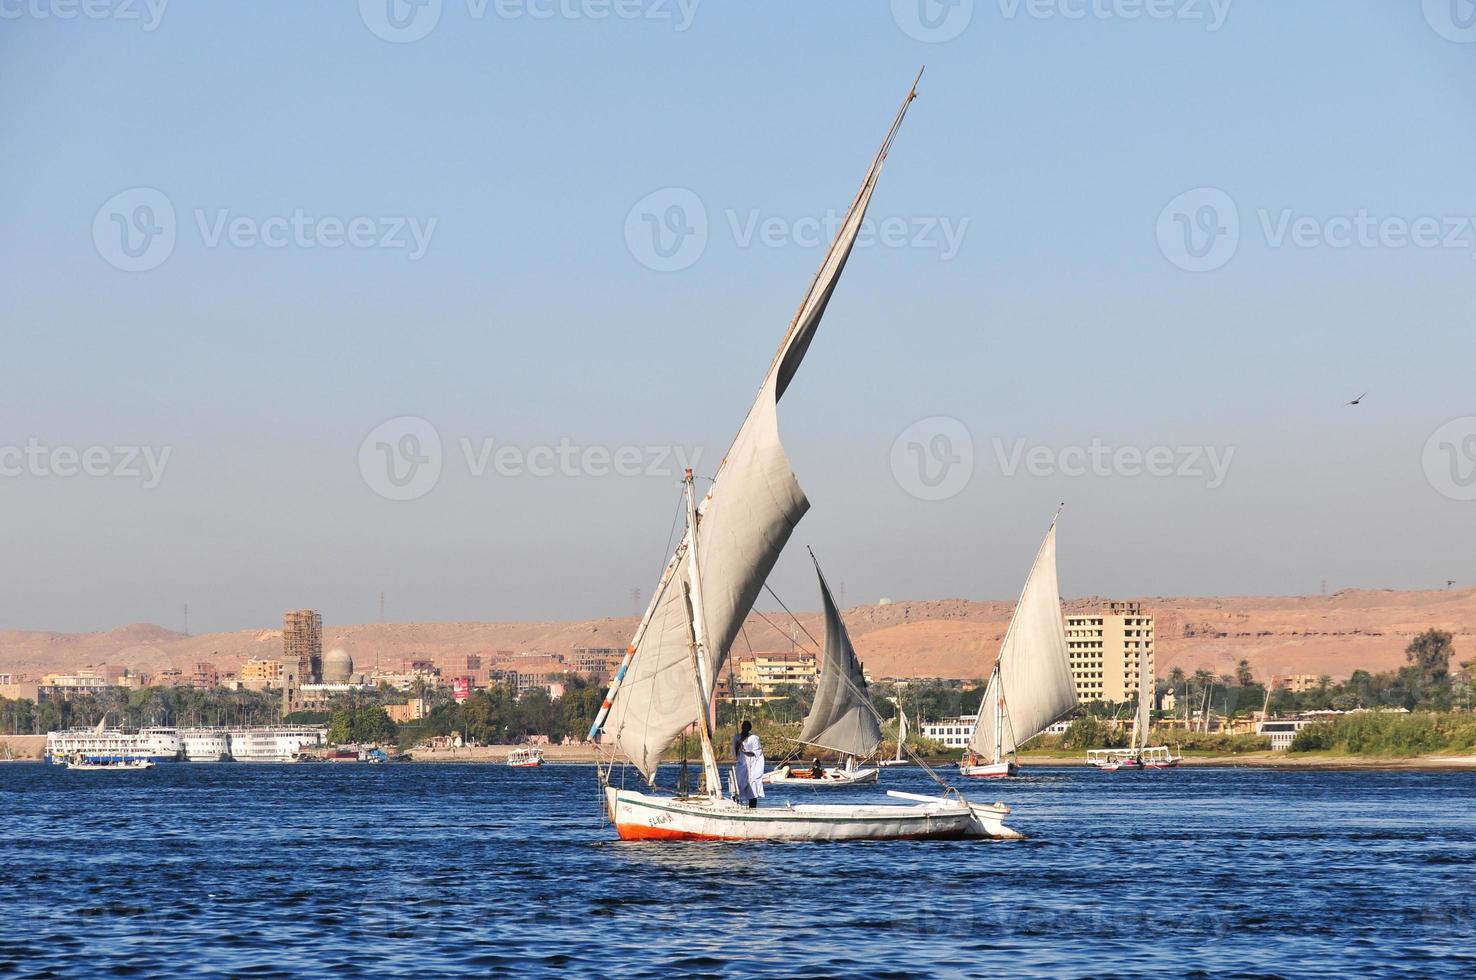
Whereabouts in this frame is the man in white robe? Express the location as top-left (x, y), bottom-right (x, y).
top-left (732, 720), bottom-right (765, 808)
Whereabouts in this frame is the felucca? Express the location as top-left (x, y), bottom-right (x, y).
top-left (878, 698), bottom-right (912, 767)
top-left (763, 554), bottom-right (880, 788)
top-left (960, 516), bottom-right (1079, 778)
top-left (1088, 634), bottom-right (1180, 770)
top-left (587, 73), bottom-right (1021, 842)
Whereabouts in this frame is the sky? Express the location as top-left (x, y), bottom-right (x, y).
top-left (2, 0), bottom-right (1474, 634)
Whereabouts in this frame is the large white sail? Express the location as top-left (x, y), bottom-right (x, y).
top-left (968, 522), bottom-right (1078, 759)
top-left (598, 75), bottom-right (921, 781)
top-left (797, 561), bottom-right (882, 759)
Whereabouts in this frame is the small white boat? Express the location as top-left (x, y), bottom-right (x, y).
top-left (506, 746), bottom-right (544, 768)
top-left (1087, 748), bottom-right (1143, 772)
top-left (763, 757), bottom-right (879, 786)
top-left (63, 753), bottom-right (155, 771)
top-left (959, 754), bottom-right (1019, 779)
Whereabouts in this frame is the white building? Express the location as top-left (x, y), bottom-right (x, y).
top-left (919, 715), bottom-right (978, 749)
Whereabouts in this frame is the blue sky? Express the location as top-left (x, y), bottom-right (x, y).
top-left (2, 0), bottom-right (1474, 633)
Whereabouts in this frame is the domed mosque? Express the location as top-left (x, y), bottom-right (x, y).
top-left (322, 647), bottom-right (354, 684)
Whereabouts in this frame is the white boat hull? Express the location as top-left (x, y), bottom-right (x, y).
top-left (959, 760), bottom-right (1018, 779)
top-left (762, 764), bottom-right (879, 787)
top-left (604, 786), bottom-right (1021, 841)
top-left (64, 759), bottom-right (155, 771)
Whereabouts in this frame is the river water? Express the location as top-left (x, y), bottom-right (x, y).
top-left (3, 762), bottom-right (1474, 977)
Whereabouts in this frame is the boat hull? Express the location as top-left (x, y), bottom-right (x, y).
top-left (604, 786), bottom-right (1021, 842)
top-left (959, 760), bottom-right (1018, 779)
top-left (762, 765), bottom-right (878, 786)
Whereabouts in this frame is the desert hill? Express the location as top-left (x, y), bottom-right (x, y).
top-left (2, 587), bottom-right (1473, 684)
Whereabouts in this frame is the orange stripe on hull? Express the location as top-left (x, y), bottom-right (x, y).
top-left (613, 822), bottom-right (976, 842)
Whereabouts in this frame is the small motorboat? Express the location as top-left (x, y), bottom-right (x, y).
top-left (63, 753), bottom-right (155, 771)
top-left (1087, 749), bottom-right (1143, 772)
top-left (507, 746), bottom-right (544, 768)
top-left (763, 757), bottom-right (879, 787)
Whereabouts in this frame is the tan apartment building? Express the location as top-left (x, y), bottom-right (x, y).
top-left (1065, 601), bottom-right (1154, 704)
top-left (239, 658), bottom-right (283, 689)
top-left (738, 654), bottom-right (818, 697)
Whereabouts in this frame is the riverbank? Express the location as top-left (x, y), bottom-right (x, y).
top-left (1015, 749), bottom-right (1476, 770)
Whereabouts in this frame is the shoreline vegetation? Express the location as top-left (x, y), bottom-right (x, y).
top-left (4, 734), bottom-right (1474, 771)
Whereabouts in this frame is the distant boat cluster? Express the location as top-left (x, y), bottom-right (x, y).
top-left (45, 723), bottom-right (326, 765)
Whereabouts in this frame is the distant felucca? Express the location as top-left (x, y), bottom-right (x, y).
top-left (960, 516), bottom-right (1079, 778)
top-left (1088, 636), bottom-right (1180, 770)
top-left (586, 71), bottom-right (1021, 842)
top-left (763, 554), bottom-right (881, 788)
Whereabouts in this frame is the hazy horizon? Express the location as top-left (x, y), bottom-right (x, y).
top-left (4, 2), bottom-right (1474, 634)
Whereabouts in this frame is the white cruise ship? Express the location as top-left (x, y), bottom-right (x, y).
top-left (46, 726), bottom-right (182, 765)
top-left (224, 726), bottom-right (326, 762)
top-left (178, 728), bottom-right (232, 762)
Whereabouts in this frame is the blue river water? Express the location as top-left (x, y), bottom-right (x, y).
top-left (3, 762), bottom-right (1475, 977)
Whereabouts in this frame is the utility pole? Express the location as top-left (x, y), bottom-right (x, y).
top-left (183, 603), bottom-right (190, 636)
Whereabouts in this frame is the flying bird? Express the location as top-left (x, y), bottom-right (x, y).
top-left (1346, 391), bottom-right (1367, 406)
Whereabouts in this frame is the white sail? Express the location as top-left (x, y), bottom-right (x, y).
top-left (796, 561), bottom-right (882, 759)
top-left (1136, 642), bottom-right (1151, 752)
top-left (896, 703), bottom-right (907, 762)
top-left (599, 76), bottom-right (921, 781)
top-left (968, 522), bottom-right (1078, 759)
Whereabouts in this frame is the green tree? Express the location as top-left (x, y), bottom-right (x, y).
top-left (1406, 630), bottom-right (1454, 687)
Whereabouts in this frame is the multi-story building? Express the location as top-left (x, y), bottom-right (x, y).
top-left (570, 647), bottom-right (623, 682)
top-left (386, 698), bottom-right (427, 724)
top-left (188, 663), bottom-right (220, 688)
top-left (1065, 601), bottom-right (1154, 705)
top-left (239, 658), bottom-right (283, 689)
top-left (283, 609), bottom-right (323, 685)
top-left (738, 654), bottom-right (818, 697)
top-left (1278, 674), bottom-right (1321, 694)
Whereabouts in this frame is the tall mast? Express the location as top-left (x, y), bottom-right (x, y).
top-left (681, 469), bottom-right (723, 797)
top-left (992, 665), bottom-right (1005, 765)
